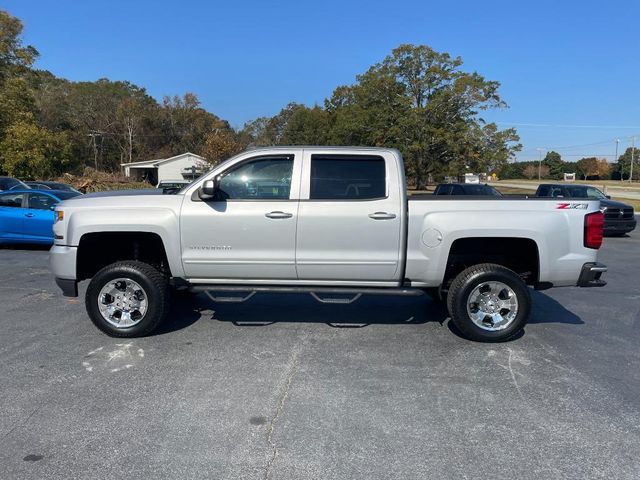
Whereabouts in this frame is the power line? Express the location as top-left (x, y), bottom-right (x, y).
top-left (495, 122), bottom-right (640, 129)
top-left (518, 134), bottom-right (640, 154)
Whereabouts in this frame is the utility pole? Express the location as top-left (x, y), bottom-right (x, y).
top-left (630, 136), bottom-right (636, 183)
top-left (87, 132), bottom-right (102, 170)
top-left (536, 148), bottom-right (545, 180)
top-left (614, 139), bottom-right (620, 181)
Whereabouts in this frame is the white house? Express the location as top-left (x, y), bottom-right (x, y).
top-left (121, 152), bottom-right (208, 186)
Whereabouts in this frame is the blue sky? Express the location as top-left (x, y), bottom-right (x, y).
top-left (4, 0), bottom-right (640, 161)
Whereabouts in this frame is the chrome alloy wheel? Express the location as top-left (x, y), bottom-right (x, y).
top-left (97, 278), bottom-right (148, 328)
top-left (466, 281), bottom-right (519, 331)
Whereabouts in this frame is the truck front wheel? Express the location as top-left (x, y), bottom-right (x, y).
top-left (446, 263), bottom-right (531, 342)
top-left (85, 261), bottom-right (169, 337)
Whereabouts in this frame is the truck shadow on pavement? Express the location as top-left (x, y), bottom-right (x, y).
top-left (158, 289), bottom-right (583, 335)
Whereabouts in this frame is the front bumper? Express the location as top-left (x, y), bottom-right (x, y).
top-left (50, 245), bottom-right (78, 297)
top-left (604, 218), bottom-right (636, 235)
top-left (577, 262), bottom-right (607, 287)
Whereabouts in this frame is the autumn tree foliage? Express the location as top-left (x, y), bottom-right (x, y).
top-left (0, 10), bottom-right (521, 185)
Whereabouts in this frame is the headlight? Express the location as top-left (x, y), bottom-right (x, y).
top-left (54, 210), bottom-right (64, 222)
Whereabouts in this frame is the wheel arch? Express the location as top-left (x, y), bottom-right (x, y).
top-left (77, 231), bottom-right (174, 281)
top-left (442, 237), bottom-right (540, 289)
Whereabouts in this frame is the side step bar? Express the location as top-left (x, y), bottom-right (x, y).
top-left (189, 285), bottom-right (424, 304)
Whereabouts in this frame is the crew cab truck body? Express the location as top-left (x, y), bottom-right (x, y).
top-left (50, 147), bottom-right (607, 341)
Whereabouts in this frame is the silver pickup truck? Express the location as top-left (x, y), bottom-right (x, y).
top-left (50, 147), bottom-right (607, 341)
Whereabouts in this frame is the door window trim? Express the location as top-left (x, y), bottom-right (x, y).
top-left (306, 154), bottom-right (388, 202)
top-left (191, 154), bottom-right (298, 203)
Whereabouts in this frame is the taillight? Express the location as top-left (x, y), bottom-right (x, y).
top-left (584, 211), bottom-right (604, 249)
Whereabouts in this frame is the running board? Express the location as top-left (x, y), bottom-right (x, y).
top-left (189, 285), bottom-right (423, 304)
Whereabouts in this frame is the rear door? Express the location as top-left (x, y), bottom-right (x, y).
top-left (0, 192), bottom-right (27, 240)
top-left (295, 150), bottom-right (403, 282)
top-left (25, 192), bottom-right (57, 241)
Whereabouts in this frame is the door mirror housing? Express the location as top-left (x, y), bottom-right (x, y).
top-left (198, 176), bottom-right (220, 199)
top-left (605, 195), bottom-right (611, 199)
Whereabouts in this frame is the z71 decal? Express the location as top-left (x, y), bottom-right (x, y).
top-left (556, 202), bottom-right (589, 210)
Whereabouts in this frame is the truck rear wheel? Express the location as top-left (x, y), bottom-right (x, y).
top-left (446, 263), bottom-right (531, 342)
top-left (85, 261), bottom-right (169, 337)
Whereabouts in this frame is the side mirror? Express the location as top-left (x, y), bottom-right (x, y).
top-left (198, 176), bottom-right (220, 199)
top-left (605, 195), bottom-right (611, 199)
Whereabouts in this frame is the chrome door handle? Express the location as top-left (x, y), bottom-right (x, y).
top-left (265, 211), bottom-right (293, 219)
top-left (368, 212), bottom-right (396, 220)
top-left (24, 213), bottom-right (35, 218)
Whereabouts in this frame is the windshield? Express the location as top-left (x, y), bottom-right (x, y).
top-left (0, 178), bottom-right (28, 190)
top-left (55, 191), bottom-right (82, 200)
top-left (464, 184), bottom-right (502, 196)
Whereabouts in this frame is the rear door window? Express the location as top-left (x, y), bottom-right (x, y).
top-left (310, 155), bottom-right (386, 200)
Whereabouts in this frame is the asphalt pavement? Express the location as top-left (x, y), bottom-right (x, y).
top-left (0, 236), bottom-right (639, 479)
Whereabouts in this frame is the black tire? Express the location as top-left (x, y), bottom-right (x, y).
top-left (446, 263), bottom-right (531, 342)
top-left (85, 261), bottom-right (169, 337)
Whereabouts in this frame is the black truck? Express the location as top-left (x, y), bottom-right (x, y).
top-left (536, 184), bottom-right (636, 236)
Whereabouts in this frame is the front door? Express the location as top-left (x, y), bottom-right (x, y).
top-left (180, 152), bottom-right (301, 280)
top-left (25, 192), bottom-right (57, 241)
top-left (0, 192), bottom-right (27, 240)
top-left (295, 152), bottom-right (403, 281)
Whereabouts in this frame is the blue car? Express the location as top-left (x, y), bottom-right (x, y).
top-left (0, 189), bottom-right (82, 245)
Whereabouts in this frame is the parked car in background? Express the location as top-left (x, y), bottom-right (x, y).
top-left (433, 183), bottom-right (502, 196)
top-left (0, 189), bottom-right (82, 245)
top-left (535, 184), bottom-right (636, 236)
top-left (24, 181), bottom-right (81, 193)
top-left (0, 177), bottom-right (30, 191)
top-left (156, 179), bottom-right (191, 194)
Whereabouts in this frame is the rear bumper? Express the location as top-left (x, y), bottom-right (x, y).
top-left (577, 262), bottom-right (607, 287)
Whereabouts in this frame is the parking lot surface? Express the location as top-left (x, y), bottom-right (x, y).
top-left (1, 235), bottom-right (639, 479)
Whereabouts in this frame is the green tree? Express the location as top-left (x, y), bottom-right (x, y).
top-left (0, 120), bottom-right (74, 178)
top-left (0, 11), bottom-right (38, 135)
top-left (542, 151), bottom-right (564, 179)
top-left (616, 147), bottom-right (640, 181)
top-left (324, 44), bottom-right (520, 187)
top-left (0, 10), bottom-right (38, 80)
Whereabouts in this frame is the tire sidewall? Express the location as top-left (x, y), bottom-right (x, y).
top-left (86, 263), bottom-right (167, 337)
top-left (449, 267), bottom-right (531, 342)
